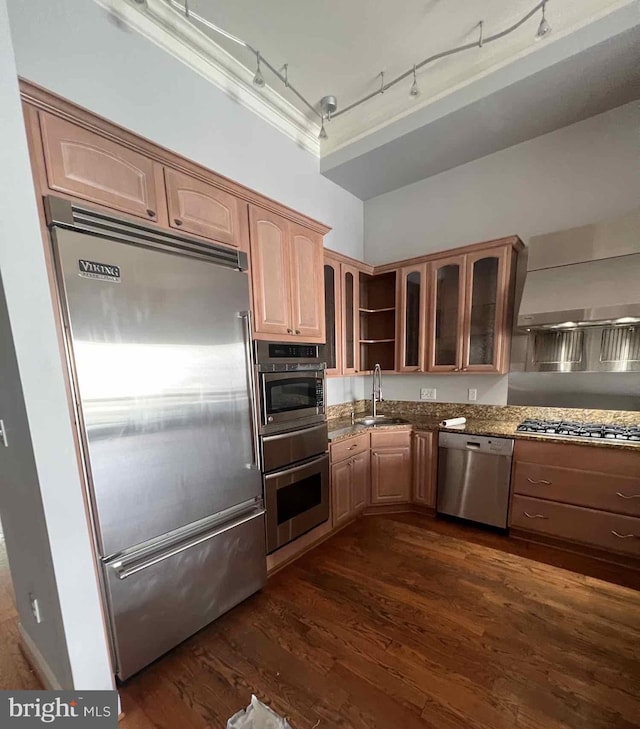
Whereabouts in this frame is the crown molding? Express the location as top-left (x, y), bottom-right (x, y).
top-left (94, 0), bottom-right (321, 156)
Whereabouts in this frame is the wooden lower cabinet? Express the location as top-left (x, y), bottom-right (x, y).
top-left (331, 448), bottom-right (370, 527)
top-left (370, 430), bottom-right (412, 505)
top-left (412, 430), bottom-right (437, 507)
top-left (510, 440), bottom-right (640, 562)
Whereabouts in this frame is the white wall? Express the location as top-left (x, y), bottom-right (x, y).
top-left (364, 101), bottom-right (640, 263)
top-left (0, 0), bottom-right (114, 690)
top-left (362, 101), bottom-right (640, 404)
top-left (6, 0), bottom-right (363, 260)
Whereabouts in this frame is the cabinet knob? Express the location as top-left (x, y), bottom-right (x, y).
top-left (453, 367), bottom-right (460, 372)
top-left (462, 367), bottom-right (468, 371)
top-left (174, 218), bottom-right (183, 226)
top-left (286, 328), bottom-right (293, 334)
top-left (295, 329), bottom-right (301, 335)
top-left (146, 209), bottom-right (155, 217)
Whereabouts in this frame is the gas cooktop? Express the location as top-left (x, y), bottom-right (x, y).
top-left (516, 418), bottom-right (640, 442)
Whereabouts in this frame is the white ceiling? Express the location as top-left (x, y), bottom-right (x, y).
top-left (189, 0), bottom-right (634, 152)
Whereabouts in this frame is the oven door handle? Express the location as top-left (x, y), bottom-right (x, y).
top-left (264, 453), bottom-right (329, 482)
top-left (239, 311), bottom-right (261, 471)
top-left (262, 422), bottom-right (328, 444)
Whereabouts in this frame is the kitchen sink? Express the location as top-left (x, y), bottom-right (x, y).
top-left (356, 416), bottom-right (410, 427)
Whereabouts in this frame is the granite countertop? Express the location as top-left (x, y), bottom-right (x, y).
top-left (327, 415), bottom-right (640, 452)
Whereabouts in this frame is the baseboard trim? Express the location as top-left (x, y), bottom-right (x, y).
top-left (18, 624), bottom-right (63, 691)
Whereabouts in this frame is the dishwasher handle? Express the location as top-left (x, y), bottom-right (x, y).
top-left (466, 441), bottom-right (481, 449)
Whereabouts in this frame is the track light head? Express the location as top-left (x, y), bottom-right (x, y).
top-left (536, 2), bottom-right (551, 39)
top-left (319, 118), bottom-right (328, 140)
top-left (410, 65), bottom-right (419, 97)
top-left (319, 95), bottom-right (338, 120)
top-left (253, 52), bottom-right (265, 87)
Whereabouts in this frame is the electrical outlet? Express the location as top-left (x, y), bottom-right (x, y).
top-left (29, 593), bottom-right (42, 624)
top-left (420, 388), bottom-right (437, 400)
top-left (468, 388), bottom-right (478, 402)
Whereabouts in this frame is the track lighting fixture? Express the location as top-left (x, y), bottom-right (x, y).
top-left (167, 0), bottom-right (554, 129)
top-left (536, 1), bottom-right (551, 39)
top-left (410, 65), bottom-right (419, 97)
top-left (253, 51), bottom-right (265, 87)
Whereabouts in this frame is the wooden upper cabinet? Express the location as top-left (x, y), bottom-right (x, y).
top-left (322, 254), bottom-right (342, 375)
top-left (289, 224), bottom-right (325, 341)
top-left (249, 205), bottom-right (292, 336)
top-left (341, 264), bottom-right (360, 374)
top-left (248, 205), bottom-right (326, 342)
top-left (424, 242), bottom-right (516, 374)
top-left (38, 112), bottom-right (159, 221)
top-left (427, 255), bottom-right (466, 372)
top-left (397, 264), bottom-right (427, 372)
top-left (462, 247), bottom-right (512, 374)
top-left (164, 168), bottom-right (242, 247)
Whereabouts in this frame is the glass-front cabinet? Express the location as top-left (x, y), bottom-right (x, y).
top-left (397, 265), bottom-right (426, 372)
top-left (427, 255), bottom-right (466, 372)
top-left (322, 256), bottom-right (341, 375)
top-left (426, 245), bottom-right (514, 374)
top-left (462, 248), bottom-right (510, 373)
top-left (341, 264), bottom-right (360, 374)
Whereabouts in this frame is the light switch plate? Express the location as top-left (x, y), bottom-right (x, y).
top-left (420, 388), bottom-right (437, 400)
top-left (468, 388), bottom-right (478, 402)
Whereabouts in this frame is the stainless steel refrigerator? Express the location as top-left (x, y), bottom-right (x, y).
top-left (47, 197), bottom-right (265, 680)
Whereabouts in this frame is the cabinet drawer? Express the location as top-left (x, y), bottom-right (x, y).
top-left (513, 462), bottom-right (640, 517)
top-left (39, 112), bottom-right (159, 221)
top-left (370, 429), bottom-right (412, 449)
top-left (330, 433), bottom-right (370, 463)
top-left (514, 439), bottom-right (640, 478)
top-left (510, 495), bottom-right (640, 557)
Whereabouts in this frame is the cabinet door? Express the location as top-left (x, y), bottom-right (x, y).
top-left (462, 247), bottom-right (511, 373)
top-left (351, 451), bottom-right (370, 513)
top-left (289, 224), bottom-right (325, 342)
top-left (370, 434), bottom-right (411, 504)
top-left (341, 264), bottom-right (360, 374)
top-left (397, 264), bottom-right (426, 372)
top-left (164, 168), bottom-right (242, 246)
top-left (427, 255), bottom-right (466, 372)
top-left (323, 255), bottom-right (342, 374)
top-left (248, 205), bottom-right (293, 337)
top-left (331, 459), bottom-right (353, 527)
top-left (413, 431), bottom-right (436, 507)
top-left (39, 112), bottom-right (159, 221)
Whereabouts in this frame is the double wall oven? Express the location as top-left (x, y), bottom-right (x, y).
top-left (254, 342), bottom-right (329, 554)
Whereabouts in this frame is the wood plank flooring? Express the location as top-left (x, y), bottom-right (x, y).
top-left (1, 515), bottom-right (639, 727)
top-left (118, 516), bottom-right (640, 729)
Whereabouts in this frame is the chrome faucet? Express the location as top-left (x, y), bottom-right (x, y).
top-left (371, 363), bottom-right (383, 418)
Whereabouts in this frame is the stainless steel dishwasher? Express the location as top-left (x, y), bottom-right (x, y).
top-left (437, 432), bottom-right (514, 528)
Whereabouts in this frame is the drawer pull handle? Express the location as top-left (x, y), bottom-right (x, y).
top-left (523, 511), bottom-right (548, 519)
top-left (527, 478), bottom-right (551, 485)
top-left (611, 530), bottom-right (637, 539)
top-left (616, 492), bottom-right (640, 499)
top-left (347, 445), bottom-right (357, 450)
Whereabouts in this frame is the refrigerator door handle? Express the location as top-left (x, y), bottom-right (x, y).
top-left (112, 508), bottom-right (265, 580)
top-left (239, 310), bottom-right (261, 471)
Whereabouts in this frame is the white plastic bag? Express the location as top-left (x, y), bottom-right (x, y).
top-left (226, 695), bottom-right (293, 729)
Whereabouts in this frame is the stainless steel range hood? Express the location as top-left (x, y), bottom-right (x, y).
top-left (517, 210), bottom-right (640, 329)
top-left (508, 211), bottom-right (640, 411)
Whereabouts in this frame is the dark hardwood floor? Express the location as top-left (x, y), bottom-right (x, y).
top-left (1, 515), bottom-right (639, 727)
